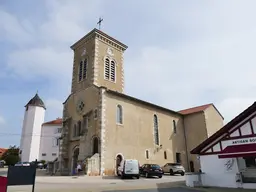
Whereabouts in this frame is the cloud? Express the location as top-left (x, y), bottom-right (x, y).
top-left (218, 98), bottom-right (255, 124)
top-left (7, 47), bottom-right (73, 81)
top-left (1, 0), bottom-right (256, 148)
top-left (0, 116), bottom-right (5, 124)
top-left (45, 99), bottom-right (63, 120)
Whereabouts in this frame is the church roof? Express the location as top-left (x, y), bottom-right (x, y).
top-left (178, 103), bottom-right (212, 115)
top-left (25, 93), bottom-right (46, 110)
top-left (105, 89), bottom-right (181, 116)
top-left (42, 118), bottom-right (62, 126)
top-left (70, 28), bottom-right (128, 50)
top-left (63, 86), bottom-right (223, 119)
top-left (178, 103), bottom-right (224, 119)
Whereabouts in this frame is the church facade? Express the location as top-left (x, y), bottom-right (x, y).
top-left (59, 28), bottom-right (224, 176)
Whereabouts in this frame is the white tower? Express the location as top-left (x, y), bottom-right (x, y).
top-left (20, 93), bottom-right (46, 162)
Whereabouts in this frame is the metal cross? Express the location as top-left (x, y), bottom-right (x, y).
top-left (97, 17), bottom-right (103, 30)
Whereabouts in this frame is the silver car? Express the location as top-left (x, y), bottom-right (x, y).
top-left (162, 163), bottom-right (185, 176)
top-left (14, 161), bottom-right (30, 166)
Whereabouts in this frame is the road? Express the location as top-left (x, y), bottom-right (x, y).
top-left (0, 168), bottom-right (206, 192)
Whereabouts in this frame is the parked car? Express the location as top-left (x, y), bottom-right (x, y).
top-left (14, 162), bottom-right (30, 166)
top-left (139, 164), bottom-right (163, 178)
top-left (117, 159), bottom-right (140, 179)
top-left (29, 161), bottom-right (44, 169)
top-left (162, 163), bottom-right (185, 176)
top-left (0, 160), bottom-right (4, 168)
top-left (37, 162), bottom-right (44, 169)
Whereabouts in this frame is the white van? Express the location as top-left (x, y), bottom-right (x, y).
top-left (117, 159), bottom-right (140, 179)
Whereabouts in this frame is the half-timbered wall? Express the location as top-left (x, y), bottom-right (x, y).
top-left (200, 111), bottom-right (256, 155)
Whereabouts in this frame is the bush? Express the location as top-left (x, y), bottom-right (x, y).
top-left (0, 145), bottom-right (20, 165)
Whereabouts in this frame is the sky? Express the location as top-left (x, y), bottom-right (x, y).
top-left (1, 0), bottom-right (256, 147)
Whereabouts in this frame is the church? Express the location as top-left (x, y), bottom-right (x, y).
top-left (58, 28), bottom-right (224, 176)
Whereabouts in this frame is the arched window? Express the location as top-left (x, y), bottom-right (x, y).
top-left (93, 137), bottom-right (99, 154)
top-left (77, 121), bottom-right (82, 136)
top-left (104, 58), bottom-right (110, 80)
top-left (73, 124), bottom-right (77, 137)
top-left (83, 59), bottom-right (87, 79)
top-left (116, 105), bottom-right (123, 124)
top-left (153, 114), bottom-right (159, 145)
top-left (110, 61), bottom-right (115, 82)
top-left (164, 151), bottom-right (167, 159)
top-left (78, 61), bottom-right (83, 81)
top-left (173, 120), bottom-right (177, 134)
top-left (145, 150), bottom-right (149, 159)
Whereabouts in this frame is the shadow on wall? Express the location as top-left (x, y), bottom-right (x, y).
top-left (170, 118), bottom-right (189, 172)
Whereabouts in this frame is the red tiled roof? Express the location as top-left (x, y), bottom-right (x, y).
top-left (42, 118), bottom-right (62, 126)
top-left (178, 103), bottom-right (212, 115)
top-left (191, 102), bottom-right (256, 154)
top-left (178, 103), bottom-right (224, 120)
top-left (0, 148), bottom-right (7, 156)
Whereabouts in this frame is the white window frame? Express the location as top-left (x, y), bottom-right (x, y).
top-left (104, 56), bottom-right (116, 83)
top-left (78, 60), bottom-right (83, 82)
top-left (83, 58), bottom-right (88, 80)
top-left (52, 137), bottom-right (59, 147)
top-left (116, 104), bottom-right (123, 125)
top-left (153, 114), bottom-right (160, 146)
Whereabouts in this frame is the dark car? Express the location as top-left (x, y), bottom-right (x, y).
top-left (139, 164), bottom-right (163, 178)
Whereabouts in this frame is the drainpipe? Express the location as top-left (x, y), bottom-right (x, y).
top-left (182, 116), bottom-right (190, 172)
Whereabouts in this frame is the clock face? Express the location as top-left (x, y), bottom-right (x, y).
top-left (76, 99), bottom-right (85, 114)
top-left (107, 47), bottom-right (114, 56)
top-left (81, 48), bottom-right (86, 56)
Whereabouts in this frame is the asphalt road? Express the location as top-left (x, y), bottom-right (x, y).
top-left (1, 168), bottom-right (196, 192)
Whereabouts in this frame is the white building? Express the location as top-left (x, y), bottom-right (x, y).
top-left (190, 102), bottom-right (256, 189)
top-left (19, 93), bottom-right (62, 162)
top-left (39, 119), bottom-right (62, 162)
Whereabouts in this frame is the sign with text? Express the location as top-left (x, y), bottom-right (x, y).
top-left (221, 137), bottom-right (256, 149)
top-left (231, 137), bottom-right (256, 145)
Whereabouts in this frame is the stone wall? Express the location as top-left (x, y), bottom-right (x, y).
top-left (86, 153), bottom-right (100, 176)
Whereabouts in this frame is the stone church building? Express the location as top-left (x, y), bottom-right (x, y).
top-left (58, 28), bottom-right (224, 176)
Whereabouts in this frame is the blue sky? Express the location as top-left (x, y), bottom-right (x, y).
top-left (1, 0), bottom-right (256, 147)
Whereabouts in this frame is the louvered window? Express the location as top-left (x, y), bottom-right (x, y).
top-left (104, 58), bottom-right (110, 80)
top-left (110, 61), bottom-right (115, 81)
top-left (153, 114), bottom-right (159, 145)
top-left (83, 59), bottom-right (87, 79)
top-left (78, 61), bottom-right (83, 81)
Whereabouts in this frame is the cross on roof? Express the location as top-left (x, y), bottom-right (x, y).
top-left (97, 17), bottom-right (103, 30)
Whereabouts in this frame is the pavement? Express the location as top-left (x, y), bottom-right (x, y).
top-left (1, 168), bottom-right (255, 192)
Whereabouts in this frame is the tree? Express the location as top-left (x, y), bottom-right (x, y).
top-left (0, 145), bottom-right (20, 165)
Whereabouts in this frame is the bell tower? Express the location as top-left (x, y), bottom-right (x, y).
top-left (70, 28), bottom-right (128, 93)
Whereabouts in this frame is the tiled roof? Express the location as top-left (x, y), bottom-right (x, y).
top-left (178, 104), bottom-right (212, 115)
top-left (42, 118), bottom-right (62, 126)
top-left (25, 93), bottom-right (46, 109)
top-left (0, 148), bottom-right (7, 156)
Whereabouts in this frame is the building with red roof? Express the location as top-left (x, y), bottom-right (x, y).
top-left (190, 102), bottom-right (256, 189)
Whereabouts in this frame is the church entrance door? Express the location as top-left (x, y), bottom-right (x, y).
top-left (115, 154), bottom-right (124, 176)
top-left (72, 146), bottom-right (79, 174)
